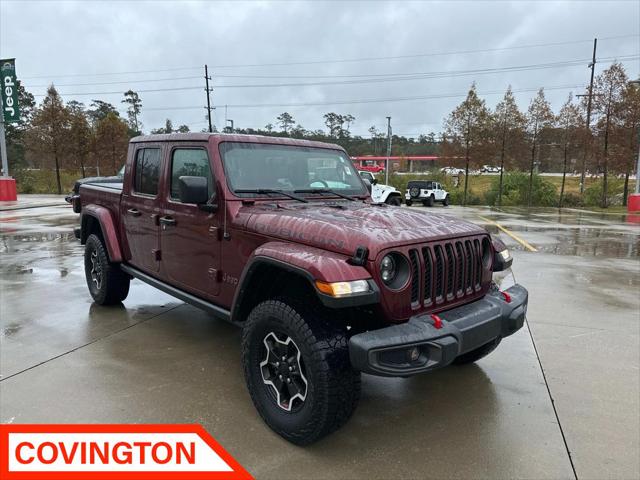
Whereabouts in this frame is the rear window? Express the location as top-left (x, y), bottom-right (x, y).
top-left (133, 148), bottom-right (161, 196)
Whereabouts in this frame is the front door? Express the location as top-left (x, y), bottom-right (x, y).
top-left (121, 146), bottom-right (163, 274)
top-left (159, 145), bottom-right (221, 299)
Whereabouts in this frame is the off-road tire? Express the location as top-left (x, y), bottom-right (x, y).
top-left (442, 195), bottom-right (449, 206)
top-left (405, 200), bottom-right (413, 206)
top-left (424, 195), bottom-right (435, 207)
top-left (385, 195), bottom-right (402, 206)
top-left (453, 336), bottom-right (501, 365)
top-left (84, 234), bottom-right (130, 305)
top-left (241, 298), bottom-right (361, 445)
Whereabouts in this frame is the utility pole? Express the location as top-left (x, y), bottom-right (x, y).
top-left (385, 116), bottom-right (392, 185)
top-left (578, 38), bottom-right (597, 194)
top-left (204, 65), bottom-right (213, 133)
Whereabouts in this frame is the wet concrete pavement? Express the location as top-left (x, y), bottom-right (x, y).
top-left (1, 202), bottom-right (638, 479)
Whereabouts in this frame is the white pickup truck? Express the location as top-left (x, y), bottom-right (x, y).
top-left (358, 171), bottom-right (402, 206)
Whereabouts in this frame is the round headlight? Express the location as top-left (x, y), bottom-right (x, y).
top-left (380, 255), bottom-right (396, 283)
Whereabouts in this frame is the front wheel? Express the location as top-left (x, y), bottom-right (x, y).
top-left (241, 299), bottom-right (361, 445)
top-left (84, 233), bottom-right (130, 305)
top-left (385, 195), bottom-right (402, 206)
top-left (442, 195), bottom-right (449, 206)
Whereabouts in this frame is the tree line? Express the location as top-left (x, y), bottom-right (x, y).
top-left (5, 62), bottom-right (639, 208)
top-left (442, 63), bottom-right (639, 208)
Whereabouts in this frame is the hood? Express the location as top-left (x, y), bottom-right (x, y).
top-left (242, 201), bottom-right (486, 259)
top-left (72, 175), bottom-right (123, 193)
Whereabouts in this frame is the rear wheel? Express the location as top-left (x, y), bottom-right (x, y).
top-left (84, 234), bottom-right (130, 305)
top-left (405, 200), bottom-right (413, 206)
top-left (242, 298), bottom-right (360, 445)
top-left (453, 337), bottom-right (501, 365)
top-left (424, 195), bottom-right (434, 207)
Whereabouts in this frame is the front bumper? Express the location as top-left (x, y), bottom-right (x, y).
top-left (349, 284), bottom-right (528, 376)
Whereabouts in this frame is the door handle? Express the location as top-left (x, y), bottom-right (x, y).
top-left (159, 216), bottom-right (177, 226)
top-left (127, 208), bottom-right (141, 217)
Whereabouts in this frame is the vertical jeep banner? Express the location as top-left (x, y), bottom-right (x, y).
top-left (1, 59), bottom-right (20, 123)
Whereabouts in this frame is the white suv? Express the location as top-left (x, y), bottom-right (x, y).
top-left (405, 180), bottom-right (449, 207)
top-left (358, 171), bottom-right (402, 206)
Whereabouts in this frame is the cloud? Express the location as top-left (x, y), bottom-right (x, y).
top-left (1, 0), bottom-right (638, 136)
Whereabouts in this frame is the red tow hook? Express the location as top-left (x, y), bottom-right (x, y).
top-left (501, 290), bottom-right (512, 303)
top-left (430, 314), bottom-right (443, 329)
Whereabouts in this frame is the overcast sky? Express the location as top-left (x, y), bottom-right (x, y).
top-left (1, 0), bottom-right (639, 137)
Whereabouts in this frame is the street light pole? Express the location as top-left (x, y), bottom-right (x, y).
top-left (385, 116), bottom-right (392, 185)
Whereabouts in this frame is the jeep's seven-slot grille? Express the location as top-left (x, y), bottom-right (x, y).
top-left (408, 237), bottom-right (485, 309)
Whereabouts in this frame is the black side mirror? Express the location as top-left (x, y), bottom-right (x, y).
top-left (178, 176), bottom-right (211, 205)
top-left (372, 178), bottom-right (378, 185)
top-left (362, 178), bottom-right (372, 193)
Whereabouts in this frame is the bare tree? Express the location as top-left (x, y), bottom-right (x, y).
top-left (525, 88), bottom-right (554, 207)
top-left (94, 112), bottom-right (129, 175)
top-left (591, 63), bottom-right (628, 207)
top-left (556, 94), bottom-right (584, 207)
top-left (26, 85), bottom-right (71, 194)
top-left (444, 84), bottom-right (491, 205)
top-left (67, 100), bottom-right (92, 178)
top-left (492, 86), bottom-right (526, 206)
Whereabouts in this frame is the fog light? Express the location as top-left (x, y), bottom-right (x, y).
top-left (408, 347), bottom-right (420, 362)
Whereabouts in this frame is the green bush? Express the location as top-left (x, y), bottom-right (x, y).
top-left (14, 169), bottom-right (83, 194)
top-left (560, 192), bottom-right (584, 207)
top-left (583, 178), bottom-right (625, 207)
top-left (485, 171), bottom-right (557, 207)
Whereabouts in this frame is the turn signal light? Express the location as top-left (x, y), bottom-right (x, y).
top-left (501, 291), bottom-right (512, 303)
top-left (315, 279), bottom-right (370, 297)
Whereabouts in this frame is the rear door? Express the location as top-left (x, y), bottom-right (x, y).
top-left (159, 144), bottom-right (221, 299)
top-left (121, 145), bottom-right (163, 274)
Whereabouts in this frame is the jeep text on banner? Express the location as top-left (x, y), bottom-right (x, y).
top-left (1, 59), bottom-right (20, 123)
top-left (0, 424), bottom-right (254, 480)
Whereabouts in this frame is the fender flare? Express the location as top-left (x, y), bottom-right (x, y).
top-left (230, 242), bottom-right (379, 322)
top-left (81, 204), bottom-right (123, 263)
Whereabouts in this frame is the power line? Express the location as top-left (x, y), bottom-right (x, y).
top-left (26, 75), bottom-right (202, 88)
top-left (207, 56), bottom-right (637, 89)
top-left (141, 83), bottom-right (585, 112)
top-left (19, 33), bottom-right (638, 80)
top-left (31, 56), bottom-right (635, 97)
top-left (205, 34), bottom-right (640, 69)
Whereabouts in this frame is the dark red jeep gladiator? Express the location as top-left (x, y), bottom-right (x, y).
top-left (71, 133), bottom-right (528, 445)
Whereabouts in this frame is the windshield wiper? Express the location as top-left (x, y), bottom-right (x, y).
top-left (235, 189), bottom-right (308, 203)
top-left (294, 188), bottom-right (356, 201)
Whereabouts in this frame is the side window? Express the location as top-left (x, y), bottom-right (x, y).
top-left (134, 148), bottom-right (161, 196)
top-left (170, 148), bottom-right (213, 201)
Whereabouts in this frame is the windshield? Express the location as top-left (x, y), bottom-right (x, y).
top-left (220, 142), bottom-right (367, 197)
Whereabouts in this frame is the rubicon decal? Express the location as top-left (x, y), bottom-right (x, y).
top-left (0, 424), bottom-right (253, 480)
